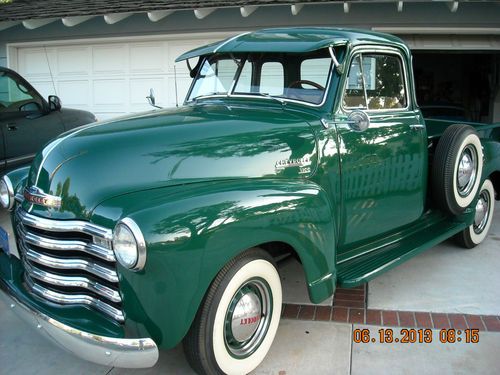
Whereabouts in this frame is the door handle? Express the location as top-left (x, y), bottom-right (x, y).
top-left (409, 124), bottom-right (425, 130)
top-left (6, 123), bottom-right (17, 131)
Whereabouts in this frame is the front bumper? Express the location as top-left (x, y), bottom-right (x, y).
top-left (0, 277), bottom-right (159, 368)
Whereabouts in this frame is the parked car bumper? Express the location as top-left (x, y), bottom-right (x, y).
top-left (0, 277), bottom-right (159, 368)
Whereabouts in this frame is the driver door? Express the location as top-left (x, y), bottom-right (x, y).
top-left (0, 70), bottom-right (64, 170)
top-left (335, 50), bottom-right (427, 251)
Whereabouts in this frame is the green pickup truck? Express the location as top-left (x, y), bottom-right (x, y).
top-left (0, 28), bottom-right (499, 375)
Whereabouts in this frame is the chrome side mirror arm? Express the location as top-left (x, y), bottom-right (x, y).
top-left (322, 110), bottom-right (370, 132)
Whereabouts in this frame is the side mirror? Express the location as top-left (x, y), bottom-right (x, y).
top-left (48, 95), bottom-right (62, 111)
top-left (146, 88), bottom-right (162, 109)
top-left (347, 110), bottom-right (370, 132)
top-left (146, 88), bottom-right (156, 107)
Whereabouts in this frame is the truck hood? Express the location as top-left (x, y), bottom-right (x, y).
top-left (24, 102), bottom-right (318, 219)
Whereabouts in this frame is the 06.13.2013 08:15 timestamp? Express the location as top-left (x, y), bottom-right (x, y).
top-left (353, 328), bottom-right (480, 344)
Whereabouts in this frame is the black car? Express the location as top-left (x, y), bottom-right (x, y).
top-left (0, 67), bottom-right (96, 172)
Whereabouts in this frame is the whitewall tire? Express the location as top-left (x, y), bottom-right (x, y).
top-left (456, 179), bottom-right (495, 248)
top-left (184, 248), bottom-right (282, 375)
top-left (433, 125), bottom-right (483, 216)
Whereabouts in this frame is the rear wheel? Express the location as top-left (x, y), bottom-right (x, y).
top-left (184, 248), bottom-right (282, 375)
top-left (456, 179), bottom-right (495, 248)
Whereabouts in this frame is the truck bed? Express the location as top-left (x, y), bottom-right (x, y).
top-left (425, 118), bottom-right (500, 140)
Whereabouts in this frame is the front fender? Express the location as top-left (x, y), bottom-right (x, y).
top-left (92, 179), bottom-right (336, 349)
top-left (3, 166), bottom-right (30, 194)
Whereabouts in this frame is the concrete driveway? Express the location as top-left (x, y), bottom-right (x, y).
top-left (1, 209), bottom-right (500, 374)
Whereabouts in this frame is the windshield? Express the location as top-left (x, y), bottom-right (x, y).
top-left (186, 49), bottom-right (335, 105)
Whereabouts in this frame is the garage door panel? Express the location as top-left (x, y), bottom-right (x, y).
top-left (57, 47), bottom-right (90, 76)
top-left (58, 80), bottom-right (90, 108)
top-left (92, 45), bottom-right (128, 75)
top-left (93, 79), bottom-right (127, 107)
top-left (18, 48), bottom-right (57, 78)
top-left (130, 42), bottom-right (167, 74)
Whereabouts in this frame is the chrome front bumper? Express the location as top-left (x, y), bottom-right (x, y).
top-left (0, 278), bottom-right (159, 368)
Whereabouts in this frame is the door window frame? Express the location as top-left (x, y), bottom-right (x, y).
top-left (339, 47), bottom-right (411, 114)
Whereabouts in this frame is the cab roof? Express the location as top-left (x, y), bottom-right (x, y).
top-left (175, 27), bottom-right (409, 62)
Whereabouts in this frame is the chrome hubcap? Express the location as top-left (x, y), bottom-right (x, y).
top-left (224, 279), bottom-right (272, 358)
top-left (474, 190), bottom-right (490, 234)
top-left (457, 145), bottom-right (477, 197)
top-left (231, 292), bottom-right (261, 342)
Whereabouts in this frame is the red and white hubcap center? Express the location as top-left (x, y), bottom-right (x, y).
top-left (231, 292), bottom-right (262, 342)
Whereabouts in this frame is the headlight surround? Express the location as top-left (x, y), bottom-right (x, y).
top-left (0, 176), bottom-right (15, 210)
top-left (112, 218), bottom-right (147, 271)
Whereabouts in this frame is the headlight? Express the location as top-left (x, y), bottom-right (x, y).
top-left (0, 176), bottom-right (15, 210)
top-left (112, 218), bottom-right (147, 271)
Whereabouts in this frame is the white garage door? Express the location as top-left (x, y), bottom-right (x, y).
top-left (11, 34), bottom-right (229, 120)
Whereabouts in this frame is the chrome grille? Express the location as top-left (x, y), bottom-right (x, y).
top-left (15, 208), bottom-right (124, 322)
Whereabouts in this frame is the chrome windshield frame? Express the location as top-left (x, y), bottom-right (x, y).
top-left (184, 51), bottom-right (335, 108)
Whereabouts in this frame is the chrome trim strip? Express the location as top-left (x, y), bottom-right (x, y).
top-left (20, 241), bottom-right (119, 283)
top-left (15, 193), bottom-right (24, 203)
top-left (17, 208), bottom-right (113, 241)
top-left (5, 153), bottom-right (36, 166)
top-left (18, 225), bottom-right (115, 262)
top-left (410, 124), bottom-right (425, 130)
top-left (24, 261), bottom-right (122, 303)
top-left (25, 275), bottom-right (124, 323)
top-left (0, 278), bottom-right (158, 368)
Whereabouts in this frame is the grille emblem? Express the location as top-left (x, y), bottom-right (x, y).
top-left (23, 186), bottom-right (62, 209)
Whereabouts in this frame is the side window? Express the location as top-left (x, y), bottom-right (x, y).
top-left (0, 72), bottom-right (42, 113)
top-left (343, 55), bottom-right (367, 109)
top-left (363, 54), bottom-right (406, 110)
top-left (343, 53), bottom-right (407, 110)
top-left (260, 62), bottom-right (284, 96)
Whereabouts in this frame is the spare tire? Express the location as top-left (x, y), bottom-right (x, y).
top-left (432, 124), bottom-right (483, 216)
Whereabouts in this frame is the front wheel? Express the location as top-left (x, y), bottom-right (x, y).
top-left (184, 248), bottom-right (282, 375)
top-left (455, 179), bottom-right (495, 248)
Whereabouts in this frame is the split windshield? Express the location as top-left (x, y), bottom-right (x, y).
top-left (186, 49), bottom-right (336, 105)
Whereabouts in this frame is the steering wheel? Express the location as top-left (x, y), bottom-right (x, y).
top-left (287, 80), bottom-right (325, 90)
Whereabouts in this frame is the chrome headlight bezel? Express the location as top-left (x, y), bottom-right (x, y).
top-left (112, 217), bottom-right (147, 271)
top-left (0, 175), bottom-right (15, 211)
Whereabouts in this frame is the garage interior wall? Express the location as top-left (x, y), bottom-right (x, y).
top-left (1, 2), bottom-right (500, 120)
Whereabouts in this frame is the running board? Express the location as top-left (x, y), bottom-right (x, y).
top-left (337, 217), bottom-right (468, 288)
